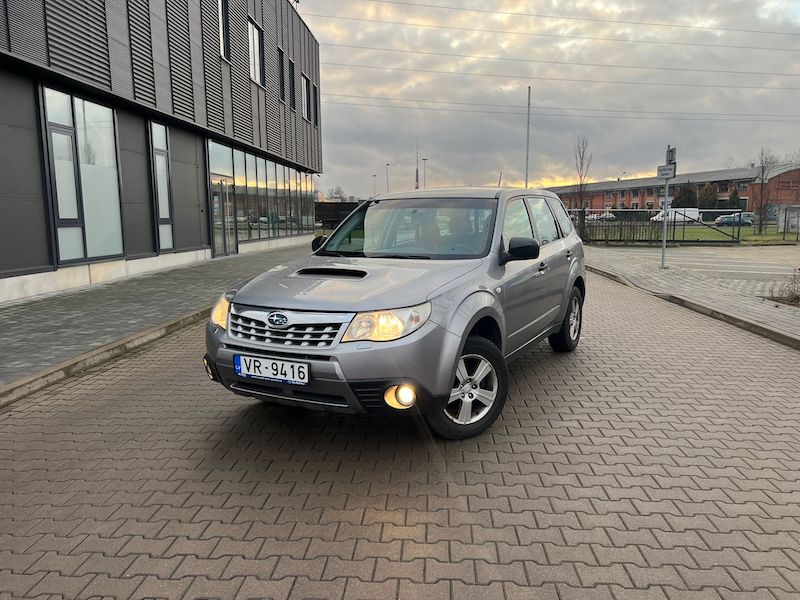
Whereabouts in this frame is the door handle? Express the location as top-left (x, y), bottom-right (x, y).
top-left (538, 262), bottom-right (549, 272)
top-left (565, 249), bottom-right (574, 259)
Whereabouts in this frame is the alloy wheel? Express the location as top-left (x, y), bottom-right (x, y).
top-left (569, 296), bottom-right (581, 340)
top-left (445, 354), bottom-right (498, 425)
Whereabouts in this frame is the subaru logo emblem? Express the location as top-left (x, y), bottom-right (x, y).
top-left (267, 312), bottom-right (290, 329)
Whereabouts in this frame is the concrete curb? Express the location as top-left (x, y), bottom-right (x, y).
top-left (586, 263), bottom-right (800, 352)
top-left (0, 306), bottom-right (212, 410)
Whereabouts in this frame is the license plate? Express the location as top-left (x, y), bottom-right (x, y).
top-left (234, 354), bottom-right (309, 385)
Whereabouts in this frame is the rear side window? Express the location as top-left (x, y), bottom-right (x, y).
top-left (548, 198), bottom-right (574, 236)
top-left (526, 197), bottom-right (560, 245)
top-left (502, 198), bottom-right (534, 249)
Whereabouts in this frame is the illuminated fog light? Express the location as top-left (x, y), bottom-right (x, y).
top-left (396, 385), bottom-right (416, 407)
top-left (383, 385), bottom-right (416, 410)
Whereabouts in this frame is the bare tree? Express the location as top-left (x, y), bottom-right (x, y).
top-left (753, 146), bottom-right (778, 234)
top-left (573, 136), bottom-right (592, 238)
top-left (574, 136), bottom-right (593, 210)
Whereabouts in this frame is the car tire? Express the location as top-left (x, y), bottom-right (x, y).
top-left (548, 286), bottom-right (583, 353)
top-left (424, 336), bottom-right (509, 440)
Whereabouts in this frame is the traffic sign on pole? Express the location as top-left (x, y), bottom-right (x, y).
top-left (657, 164), bottom-right (676, 179)
top-left (659, 146), bottom-right (676, 269)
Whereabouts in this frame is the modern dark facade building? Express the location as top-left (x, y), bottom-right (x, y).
top-left (0, 0), bottom-right (321, 302)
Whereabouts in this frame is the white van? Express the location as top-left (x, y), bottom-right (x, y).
top-left (650, 208), bottom-right (700, 223)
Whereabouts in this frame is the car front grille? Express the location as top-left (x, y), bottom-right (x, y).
top-left (229, 306), bottom-right (351, 348)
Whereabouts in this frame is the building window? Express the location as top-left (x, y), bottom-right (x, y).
top-left (646, 201), bottom-right (655, 209)
top-left (301, 74), bottom-right (311, 121)
top-left (288, 60), bottom-right (296, 110)
top-left (44, 88), bottom-right (123, 263)
top-left (277, 48), bottom-right (285, 101)
top-left (313, 84), bottom-right (319, 126)
top-left (218, 0), bottom-right (230, 59)
top-left (632, 189), bottom-right (639, 198)
top-left (248, 20), bottom-right (263, 84)
top-left (632, 202), bottom-right (640, 209)
top-left (150, 123), bottom-right (173, 251)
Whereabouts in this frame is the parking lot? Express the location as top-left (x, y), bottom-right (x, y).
top-left (601, 246), bottom-right (797, 279)
top-left (2, 273), bottom-right (800, 599)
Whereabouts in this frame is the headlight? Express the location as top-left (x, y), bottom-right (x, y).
top-left (210, 294), bottom-right (231, 329)
top-left (342, 302), bottom-right (431, 342)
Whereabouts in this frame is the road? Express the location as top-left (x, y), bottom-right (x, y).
top-left (2, 274), bottom-right (800, 599)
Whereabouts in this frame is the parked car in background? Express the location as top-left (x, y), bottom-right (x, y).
top-left (204, 187), bottom-right (586, 439)
top-left (650, 208), bottom-right (700, 223)
top-left (586, 211), bottom-right (616, 221)
top-left (715, 213), bottom-right (754, 227)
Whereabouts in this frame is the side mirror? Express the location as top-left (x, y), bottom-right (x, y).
top-left (502, 237), bottom-right (540, 264)
top-left (311, 235), bottom-right (327, 252)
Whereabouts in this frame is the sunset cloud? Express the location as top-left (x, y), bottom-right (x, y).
top-left (299, 0), bottom-right (800, 197)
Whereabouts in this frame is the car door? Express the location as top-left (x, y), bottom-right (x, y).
top-left (526, 196), bottom-right (571, 328)
top-left (498, 197), bottom-right (556, 353)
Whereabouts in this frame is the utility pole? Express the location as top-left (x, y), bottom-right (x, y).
top-left (415, 137), bottom-right (419, 189)
top-left (372, 174), bottom-right (376, 198)
top-left (524, 85), bottom-right (531, 188)
top-left (422, 158), bottom-right (428, 188)
top-left (385, 163), bottom-right (390, 193)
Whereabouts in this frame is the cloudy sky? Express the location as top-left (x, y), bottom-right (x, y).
top-left (298, 0), bottom-right (800, 198)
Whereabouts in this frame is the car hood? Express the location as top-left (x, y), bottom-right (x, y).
top-left (231, 254), bottom-right (483, 312)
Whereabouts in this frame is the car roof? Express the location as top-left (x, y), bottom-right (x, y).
top-left (375, 186), bottom-right (560, 202)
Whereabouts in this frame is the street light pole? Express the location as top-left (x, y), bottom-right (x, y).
top-left (524, 85), bottom-right (531, 188)
top-left (385, 163), bottom-right (390, 193)
top-left (372, 174), bottom-right (376, 198)
top-left (422, 158), bottom-right (428, 188)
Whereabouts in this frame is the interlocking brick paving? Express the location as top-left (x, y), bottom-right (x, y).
top-left (584, 245), bottom-right (800, 342)
top-left (1, 274), bottom-right (799, 599)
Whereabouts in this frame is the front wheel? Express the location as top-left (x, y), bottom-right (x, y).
top-left (424, 336), bottom-right (509, 440)
top-left (548, 286), bottom-right (583, 353)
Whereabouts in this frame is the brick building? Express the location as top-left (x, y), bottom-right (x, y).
top-left (550, 164), bottom-right (800, 212)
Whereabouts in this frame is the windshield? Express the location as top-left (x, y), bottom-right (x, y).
top-left (319, 197), bottom-right (497, 259)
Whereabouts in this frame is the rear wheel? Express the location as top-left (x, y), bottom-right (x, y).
top-left (548, 286), bottom-right (583, 353)
top-left (424, 336), bottom-right (509, 440)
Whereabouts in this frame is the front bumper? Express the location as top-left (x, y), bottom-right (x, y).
top-left (204, 319), bottom-right (462, 415)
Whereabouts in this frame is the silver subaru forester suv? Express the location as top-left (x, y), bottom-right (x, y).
top-left (204, 187), bottom-right (585, 439)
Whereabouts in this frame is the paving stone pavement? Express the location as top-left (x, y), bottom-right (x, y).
top-left (0, 245), bottom-right (308, 387)
top-left (584, 246), bottom-right (800, 342)
top-left (2, 274), bottom-right (800, 599)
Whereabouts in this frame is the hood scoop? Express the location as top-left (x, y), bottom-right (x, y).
top-left (293, 267), bottom-right (368, 280)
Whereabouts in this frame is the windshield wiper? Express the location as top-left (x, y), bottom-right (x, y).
top-left (372, 253), bottom-right (432, 260)
top-left (319, 250), bottom-right (364, 257)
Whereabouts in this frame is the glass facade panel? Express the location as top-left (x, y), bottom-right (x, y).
top-left (233, 150), bottom-right (247, 241)
top-left (287, 167), bottom-right (295, 235)
top-left (51, 132), bottom-right (79, 220)
top-left (57, 227), bottom-right (84, 261)
top-left (45, 88), bottom-right (72, 126)
top-left (74, 98), bottom-right (123, 258)
top-left (159, 224), bottom-right (173, 250)
top-left (155, 154), bottom-right (170, 219)
top-left (151, 123), bottom-right (167, 151)
top-left (266, 161), bottom-right (277, 237)
top-left (208, 140), bottom-right (233, 176)
top-left (257, 157), bottom-right (268, 238)
top-left (206, 139), bottom-right (313, 248)
top-left (246, 153), bottom-right (257, 240)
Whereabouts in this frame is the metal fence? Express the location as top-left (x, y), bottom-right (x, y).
top-left (567, 208), bottom-right (746, 244)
